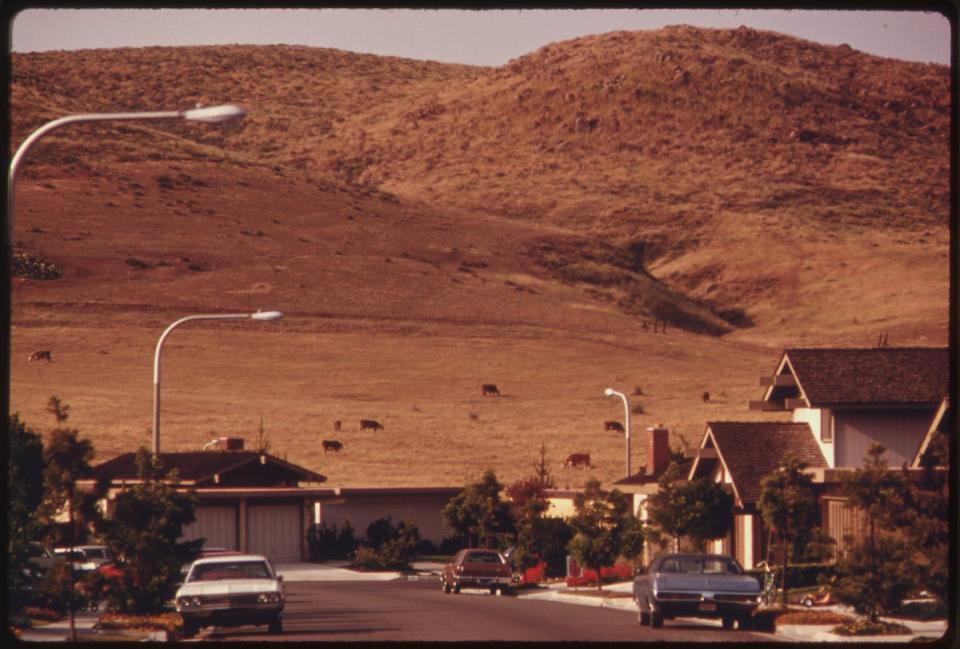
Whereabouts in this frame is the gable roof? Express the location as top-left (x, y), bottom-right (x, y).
top-left (776, 347), bottom-right (949, 406)
top-left (92, 451), bottom-right (326, 484)
top-left (693, 422), bottom-right (826, 505)
top-left (613, 457), bottom-right (695, 486)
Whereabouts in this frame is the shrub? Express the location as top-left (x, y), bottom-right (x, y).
top-left (307, 522), bottom-right (358, 561)
top-left (12, 252), bottom-right (63, 280)
top-left (438, 537), bottom-right (464, 555)
top-left (521, 561), bottom-right (546, 585)
top-left (746, 563), bottom-right (835, 590)
top-left (565, 562), bottom-right (633, 587)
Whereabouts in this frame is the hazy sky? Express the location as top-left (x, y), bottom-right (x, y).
top-left (10, 8), bottom-right (953, 66)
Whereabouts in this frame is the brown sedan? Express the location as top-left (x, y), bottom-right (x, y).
top-left (441, 549), bottom-right (514, 596)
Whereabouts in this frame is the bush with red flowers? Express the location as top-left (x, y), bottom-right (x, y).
top-left (565, 562), bottom-right (633, 587)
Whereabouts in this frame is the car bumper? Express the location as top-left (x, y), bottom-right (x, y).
top-left (651, 596), bottom-right (759, 619)
top-left (178, 604), bottom-right (283, 627)
top-left (450, 576), bottom-right (513, 588)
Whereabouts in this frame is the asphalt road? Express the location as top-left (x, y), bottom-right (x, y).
top-left (198, 579), bottom-right (771, 642)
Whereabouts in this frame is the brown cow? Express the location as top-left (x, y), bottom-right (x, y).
top-left (29, 350), bottom-right (52, 362)
top-left (333, 420), bottom-right (342, 432)
top-left (563, 453), bottom-right (592, 469)
top-left (603, 420), bottom-right (624, 433)
top-left (360, 419), bottom-right (383, 432)
top-left (481, 384), bottom-right (500, 397)
top-left (702, 391), bottom-right (711, 403)
top-left (322, 440), bottom-right (344, 454)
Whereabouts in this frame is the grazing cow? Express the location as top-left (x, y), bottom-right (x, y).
top-left (563, 453), bottom-right (592, 469)
top-left (702, 391), bottom-right (711, 403)
top-left (603, 420), bottom-right (624, 433)
top-left (322, 440), bottom-right (344, 454)
top-left (359, 419), bottom-right (383, 432)
top-left (333, 420), bottom-right (342, 432)
top-left (29, 350), bottom-right (52, 362)
top-left (481, 384), bottom-right (500, 397)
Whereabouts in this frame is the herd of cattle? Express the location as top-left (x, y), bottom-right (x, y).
top-left (24, 356), bottom-right (654, 470)
top-left (320, 383), bottom-right (618, 470)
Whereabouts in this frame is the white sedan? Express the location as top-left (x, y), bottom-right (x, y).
top-left (175, 554), bottom-right (285, 637)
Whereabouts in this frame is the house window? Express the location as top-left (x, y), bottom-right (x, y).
top-left (820, 409), bottom-right (833, 443)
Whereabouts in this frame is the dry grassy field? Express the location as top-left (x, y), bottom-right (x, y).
top-left (9, 26), bottom-right (951, 488)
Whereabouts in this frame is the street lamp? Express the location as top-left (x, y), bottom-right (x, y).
top-left (604, 387), bottom-right (632, 478)
top-left (153, 310), bottom-right (283, 456)
top-left (7, 104), bottom-right (246, 241)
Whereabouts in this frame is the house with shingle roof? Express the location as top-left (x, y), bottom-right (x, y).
top-left (82, 446), bottom-right (334, 563)
top-left (749, 347), bottom-right (949, 469)
top-left (686, 422), bottom-right (827, 568)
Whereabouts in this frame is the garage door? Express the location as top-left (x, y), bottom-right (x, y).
top-left (248, 504), bottom-right (301, 562)
top-left (181, 505), bottom-right (238, 550)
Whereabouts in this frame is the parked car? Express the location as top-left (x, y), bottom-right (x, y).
top-left (175, 554), bottom-right (285, 637)
top-left (24, 542), bottom-right (58, 579)
top-left (633, 553), bottom-right (761, 630)
top-left (441, 548), bottom-right (513, 596)
top-left (54, 548), bottom-right (100, 573)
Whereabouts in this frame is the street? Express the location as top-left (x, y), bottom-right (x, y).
top-left (198, 579), bottom-right (771, 642)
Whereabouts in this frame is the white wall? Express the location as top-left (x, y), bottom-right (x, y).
top-left (793, 407), bottom-right (835, 467)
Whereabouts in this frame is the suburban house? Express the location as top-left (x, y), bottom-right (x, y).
top-left (683, 346), bottom-right (950, 568)
top-left (87, 441), bottom-right (333, 563)
top-left (84, 437), bottom-right (463, 562)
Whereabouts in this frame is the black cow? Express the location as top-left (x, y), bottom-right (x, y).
top-left (563, 453), bottom-right (592, 469)
top-left (29, 350), bottom-right (52, 362)
top-left (603, 420), bottom-right (625, 433)
top-left (481, 384), bottom-right (501, 397)
top-left (322, 440), bottom-right (344, 454)
top-left (360, 419), bottom-right (383, 432)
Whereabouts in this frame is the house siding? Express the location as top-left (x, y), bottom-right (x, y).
top-left (834, 410), bottom-right (933, 468)
top-left (824, 497), bottom-right (865, 561)
top-left (318, 494), bottom-right (455, 544)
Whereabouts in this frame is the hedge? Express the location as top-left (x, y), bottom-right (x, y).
top-left (565, 563), bottom-right (633, 587)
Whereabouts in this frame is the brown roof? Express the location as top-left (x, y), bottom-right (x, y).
top-left (705, 422), bottom-right (826, 505)
top-left (784, 347), bottom-right (949, 406)
top-left (613, 457), bottom-right (695, 486)
top-left (92, 451), bottom-right (326, 484)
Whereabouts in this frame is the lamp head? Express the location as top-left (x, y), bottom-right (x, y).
top-left (604, 388), bottom-right (615, 397)
top-left (251, 310), bottom-right (284, 322)
top-left (183, 104), bottom-right (246, 124)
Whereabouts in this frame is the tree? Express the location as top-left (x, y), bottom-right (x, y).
top-left (567, 479), bottom-right (643, 591)
top-left (902, 433), bottom-right (949, 606)
top-left (757, 455), bottom-right (820, 606)
top-left (442, 470), bottom-right (514, 548)
top-left (8, 414), bottom-right (46, 611)
top-left (505, 477), bottom-right (551, 573)
top-left (39, 397), bottom-right (105, 638)
top-left (833, 444), bottom-right (914, 623)
top-left (93, 448), bottom-right (202, 615)
top-left (646, 462), bottom-right (733, 554)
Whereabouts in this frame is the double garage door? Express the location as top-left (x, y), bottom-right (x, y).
top-left (181, 503), bottom-right (302, 563)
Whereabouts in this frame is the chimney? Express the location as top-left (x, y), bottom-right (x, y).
top-left (646, 425), bottom-right (670, 476)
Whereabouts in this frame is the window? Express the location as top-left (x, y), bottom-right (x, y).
top-left (820, 409), bottom-right (833, 443)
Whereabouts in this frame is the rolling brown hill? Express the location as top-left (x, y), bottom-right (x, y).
top-left (9, 26), bottom-right (951, 487)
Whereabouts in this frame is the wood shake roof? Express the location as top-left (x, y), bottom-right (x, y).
top-left (784, 347), bottom-right (949, 406)
top-left (92, 451), bottom-right (326, 484)
top-left (705, 421), bottom-right (826, 505)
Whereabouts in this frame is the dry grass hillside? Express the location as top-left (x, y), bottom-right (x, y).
top-left (9, 26), bottom-right (951, 488)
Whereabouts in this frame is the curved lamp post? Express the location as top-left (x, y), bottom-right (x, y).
top-left (604, 387), bottom-right (632, 478)
top-left (153, 310), bottom-right (283, 456)
top-left (7, 104), bottom-right (246, 242)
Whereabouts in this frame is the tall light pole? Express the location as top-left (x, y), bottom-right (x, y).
top-left (153, 311), bottom-right (283, 456)
top-left (7, 104), bottom-right (246, 241)
top-left (604, 387), bottom-right (632, 478)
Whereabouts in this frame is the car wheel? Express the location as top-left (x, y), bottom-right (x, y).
top-left (637, 604), bottom-right (650, 626)
top-left (650, 609), bottom-right (663, 629)
top-left (453, 583), bottom-right (461, 594)
top-left (802, 597), bottom-right (813, 607)
top-left (268, 615), bottom-right (282, 634)
top-left (722, 615), bottom-right (735, 630)
top-left (737, 614), bottom-right (753, 630)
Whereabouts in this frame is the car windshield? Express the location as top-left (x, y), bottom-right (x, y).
top-left (189, 561), bottom-right (272, 582)
top-left (56, 550), bottom-right (87, 561)
top-left (659, 558), bottom-right (741, 575)
top-left (465, 552), bottom-right (503, 564)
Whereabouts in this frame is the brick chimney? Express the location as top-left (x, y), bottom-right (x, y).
top-left (646, 425), bottom-right (670, 476)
